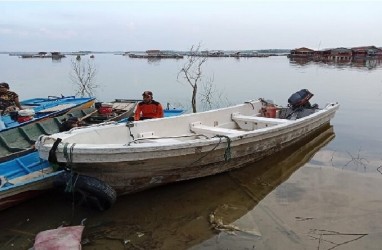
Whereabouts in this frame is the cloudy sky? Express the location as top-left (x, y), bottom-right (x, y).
top-left (1, 0), bottom-right (381, 52)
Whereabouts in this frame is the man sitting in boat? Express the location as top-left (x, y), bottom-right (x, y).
top-left (133, 91), bottom-right (164, 121)
top-left (0, 82), bottom-right (23, 114)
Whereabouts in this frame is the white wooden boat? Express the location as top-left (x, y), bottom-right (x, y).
top-left (36, 98), bottom-right (339, 198)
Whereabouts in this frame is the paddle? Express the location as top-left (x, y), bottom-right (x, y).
top-left (78, 109), bottom-right (99, 122)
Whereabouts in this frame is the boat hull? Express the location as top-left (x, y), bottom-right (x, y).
top-left (37, 100), bottom-right (339, 196)
top-left (0, 172), bottom-right (60, 211)
top-left (65, 121), bottom-right (332, 195)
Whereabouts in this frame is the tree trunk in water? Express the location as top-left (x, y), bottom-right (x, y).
top-left (192, 85), bottom-right (197, 113)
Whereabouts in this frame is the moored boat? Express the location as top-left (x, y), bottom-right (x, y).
top-left (2, 96), bottom-right (95, 131)
top-left (0, 99), bottom-right (182, 211)
top-left (0, 99), bottom-right (139, 162)
top-left (0, 151), bottom-right (60, 211)
top-left (36, 91), bottom-right (339, 203)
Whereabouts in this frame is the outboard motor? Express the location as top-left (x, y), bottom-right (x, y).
top-left (288, 89), bottom-right (314, 110)
top-left (280, 89), bottom-right (318, 120)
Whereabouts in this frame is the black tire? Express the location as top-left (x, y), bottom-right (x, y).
top-left (54, 172), bottom-right (117, 211)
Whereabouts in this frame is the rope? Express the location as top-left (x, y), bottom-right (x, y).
top-left (213, 135), bottom-right (232, 161)
top-left (188, 134), bottom-right (232, 167)
top-left (127, 134), bottom-right (208, 146)
top-left (63, 142), bottom-right (78, 193)
top-left (64, 172), bottom-right (80, 193)
top-left (126, 122), bottom-right (135, 141)
top-left (63, 142), bottom-right (76, 165)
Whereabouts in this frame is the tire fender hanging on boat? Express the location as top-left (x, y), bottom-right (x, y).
top-left (54, 172), bottom-right (117, 211)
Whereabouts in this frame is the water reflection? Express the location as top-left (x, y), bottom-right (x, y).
top-left (289, 58), bottom-right (382, 70)
top-left (0, 125), bottom-right (334, 249)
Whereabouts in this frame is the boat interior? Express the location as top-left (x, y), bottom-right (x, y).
top-left (55, 102), bottom-right (303, 147)
top-left (0, 107), bottom-right (98, 158)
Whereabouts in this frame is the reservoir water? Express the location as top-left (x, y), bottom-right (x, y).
top-left (0, 53), bottom-right (382, 249)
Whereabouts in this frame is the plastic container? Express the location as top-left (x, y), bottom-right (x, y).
top-left (98, 107), bottom-right (113, 115)
top-left (265, 105), bottom-right (277, 118)
top-left (18, 109), bottom-right (35, 117)
top-left (17, 109), bottom-right (35, 123)
top-left (17, 116), bottom-right (33, 123)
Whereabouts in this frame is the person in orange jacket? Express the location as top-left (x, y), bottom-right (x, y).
top-left (133, 91), bottom-right (164, 121)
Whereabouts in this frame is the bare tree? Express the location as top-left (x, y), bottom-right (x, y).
top-left (177, 43), bottom-right (207, 113)
top-left (199, 75), bottom-right (232, 111)
top-left (70, 58), bottom-right (98, 97)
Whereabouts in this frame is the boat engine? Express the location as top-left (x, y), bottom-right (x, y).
top-left (279, 89), bottom-right (318, 120)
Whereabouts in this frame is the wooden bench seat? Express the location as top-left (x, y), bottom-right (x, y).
top-left (190, 122), bottom-right (245, 137)
top-left (232, 114), bottom-right (290, 124)
top-left (231, 113), bottom-right (291, 130)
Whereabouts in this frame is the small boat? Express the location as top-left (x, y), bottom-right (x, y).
top-left (0, 96), bottom-right (95, 163)
top-left (36, 90), bottom-right (339, 206)
top-left (0, 99), bottom-right (139, 162)
top-left (0, 99), bottom-right (181, 211)
top-left (1, 96), bottom-right (95, 131)
top-left (0, 151), bottom-right (60, 210)
top-left (163, 108), bottom-right (185, 117)
top-left (72, 99), bottom-right (140, 124)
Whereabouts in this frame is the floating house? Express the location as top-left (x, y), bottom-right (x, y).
top-left (289, 45), bottom-right (382, 62)
top-left (315, 47), bottom-right (352, 61)
top-left (20, 52), bottom-right (65, 59)
top-left (351, 46), bottom-right (382, 59)
top-left (128, 50), bottom-right (183, 59)
top-left (288, 47), bottom-right (315, 58)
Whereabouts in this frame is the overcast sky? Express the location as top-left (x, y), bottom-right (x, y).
top-left (1, 1), bottom-right (381, 52)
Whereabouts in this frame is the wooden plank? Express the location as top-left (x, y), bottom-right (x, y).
top-left (232, 114), bottom-right (290, 125)
top-left (190, 122), bottom-right (245, 136)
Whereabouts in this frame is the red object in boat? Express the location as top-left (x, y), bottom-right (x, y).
top-left (265, 105), bottom-right (277, 118)
top-left (98, 107), bottom-right (113, 115)
top-left (17, 116), bottom-right (33, 123)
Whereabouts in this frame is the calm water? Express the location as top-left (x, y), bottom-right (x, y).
top-left (0, 54), bottom-right (382, 249)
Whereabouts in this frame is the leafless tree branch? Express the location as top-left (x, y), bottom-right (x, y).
top-left (70, 58), bottom-right (98, 97)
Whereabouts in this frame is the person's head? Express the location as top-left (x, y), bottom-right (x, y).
top-left (0, 82), bottom-right (10, 93)
top-left (142, 91), bottom-right (153, 103)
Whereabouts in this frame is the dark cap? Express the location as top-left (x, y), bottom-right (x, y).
top-left (142, 91), bottom-right (153, 97)
top-left (0, 82), bottom-right (9, 89)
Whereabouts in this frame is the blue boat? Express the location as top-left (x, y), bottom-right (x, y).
top-left (1, 96), bottom-right (95, 131)
top-left (0, 151), bottom-right (60, 210)
top-left (0, 102), bottom-right (183, 211)
top-left (163, 108), bottom-right (185, 117)
top-left (0, 96), bottom-right (95, 160)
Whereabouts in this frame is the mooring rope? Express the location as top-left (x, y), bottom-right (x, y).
top-left (188, 134), bottom-right (232, 167)
top-left (213, 135), bottom-right (232, 161)
top-left (127, 123), bottom-right (135, 141)
top-left (63, 143), bottom-right (78, 192)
